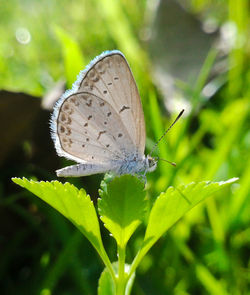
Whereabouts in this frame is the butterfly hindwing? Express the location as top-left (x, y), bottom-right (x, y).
top-left (56, 91), bottom-right (137, 164)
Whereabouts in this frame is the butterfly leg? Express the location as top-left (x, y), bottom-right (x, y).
top-left (137, 173), bottom-right (147, 184)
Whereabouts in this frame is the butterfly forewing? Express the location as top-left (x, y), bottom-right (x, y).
top-left (77, 51), bottom-right (146, 155)
top-left (56, 92), bottom-right (136, 163)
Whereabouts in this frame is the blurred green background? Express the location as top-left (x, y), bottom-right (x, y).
top-left (0, 0), bottom-right (249, 294)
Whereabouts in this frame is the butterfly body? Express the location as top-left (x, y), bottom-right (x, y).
top-left (51, 50), bottom-right (157, 177)
top-left (56, 155), bottom-right (157, 177)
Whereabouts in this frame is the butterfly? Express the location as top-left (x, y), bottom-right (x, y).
top-left (51, 50), bottom-right (158, 177)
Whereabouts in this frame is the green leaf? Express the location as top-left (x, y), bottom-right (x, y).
top-left (128, 178), bottom-right (238, 275)
top-left (12, 178), bottom-right (108, 265)
top-left (98, 262), bottom-right (135, 295)
top-left (53, 25), bottom-right (85, 87)
top-left (98, 265), bottom-right (116, 295)
top-left (98, 175), bottom-right (146, 247)
top-left (146, 178), bottom-right (238, 247)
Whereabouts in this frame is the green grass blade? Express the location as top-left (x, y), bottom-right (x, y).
top-left (40, 230), bottom-right (83, 294)
top-left (54, 25), bottom-right (85, 87)
top-left (195, 263), bottom-right (229, 295)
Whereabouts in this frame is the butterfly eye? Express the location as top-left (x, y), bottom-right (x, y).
top-left (148, 157), bottom-right (155, 167)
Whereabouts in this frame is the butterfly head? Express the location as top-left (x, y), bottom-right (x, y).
top-left (146, 156), bottom-right (158, 173)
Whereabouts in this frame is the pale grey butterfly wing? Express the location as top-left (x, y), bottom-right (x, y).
top-left (56, 91), bottom-right (136, 162)
top-left (51, 50), bottom-right (146, 176)
top-left (77, 51), bottom-right (146, 155)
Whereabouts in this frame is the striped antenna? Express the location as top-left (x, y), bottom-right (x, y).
top-left (149, 109), bottom-right (184, 157)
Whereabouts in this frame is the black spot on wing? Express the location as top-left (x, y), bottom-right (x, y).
top-left (119, 105), bottom-right (130, 113)
top-left (97, 130), bottom-right (107, 140)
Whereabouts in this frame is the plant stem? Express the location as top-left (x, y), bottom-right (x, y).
top-left (127, 250), bottom-right (142, 282)
top-left (127, 238), bottom-right (155, 282)
top-left (116, 245), bottom-right (126, 295)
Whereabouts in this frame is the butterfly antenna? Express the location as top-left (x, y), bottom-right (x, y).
top-left (157, 157), bottom-right (177, 167)
top-left (149, 109), bottom-right (184, 157)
